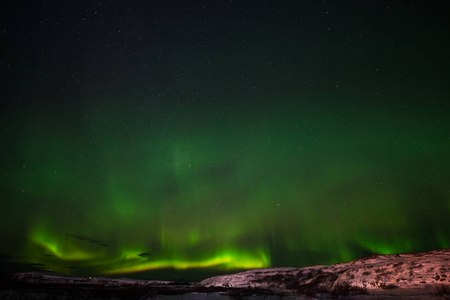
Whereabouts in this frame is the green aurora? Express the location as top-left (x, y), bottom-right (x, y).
top-left (2, 96), bottom-right (449, 279)
top-left (1, 1), bottom-right (450, 281)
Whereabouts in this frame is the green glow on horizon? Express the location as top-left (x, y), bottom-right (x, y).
top-left (357, 236), bottom-right (416, 255)
top-left (30, 228), bottom-right (98, 260)
top-left (107, 249), bottom-right (271, 274)
top-left (26, 227), bottom-right (271, 276)
top-left (437, 232), bottom-right (450, 249)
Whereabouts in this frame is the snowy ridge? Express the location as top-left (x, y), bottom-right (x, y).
top-left (199, 248), bottom-right (450, 293)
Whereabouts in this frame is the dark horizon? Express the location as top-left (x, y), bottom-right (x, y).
top-left (1, 0), bottom-right (449, 281)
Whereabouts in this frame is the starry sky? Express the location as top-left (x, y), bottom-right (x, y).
top-left (1, 1), bottom-right (449, 281)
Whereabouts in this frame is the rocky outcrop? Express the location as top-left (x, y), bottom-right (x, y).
top-left (199, 248), bottom-right (450, 295)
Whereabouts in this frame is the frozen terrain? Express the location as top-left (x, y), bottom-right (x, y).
top-left (200, 248), bottom-right (450, 298)
top-left (1, 248), bottom-right (449, 299)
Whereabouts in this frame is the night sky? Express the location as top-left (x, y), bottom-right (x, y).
top-left (1, 1), bottom-right (450, 281)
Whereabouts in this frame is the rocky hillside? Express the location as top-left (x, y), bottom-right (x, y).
top-left (199, 248), bottom-right (450, 295)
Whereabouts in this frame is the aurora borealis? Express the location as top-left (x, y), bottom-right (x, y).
top-left (1, 1), bottom-right (450, 281)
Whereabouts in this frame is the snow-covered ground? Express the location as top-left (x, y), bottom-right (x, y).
top-left (199, 248), bottom-right (450, 296)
